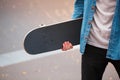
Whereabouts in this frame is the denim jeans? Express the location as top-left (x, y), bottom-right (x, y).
top-left (82, 44), bottom-right (120, 80)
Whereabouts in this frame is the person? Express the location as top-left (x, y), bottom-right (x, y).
top-left (62, 0), bottom-right (120, 80)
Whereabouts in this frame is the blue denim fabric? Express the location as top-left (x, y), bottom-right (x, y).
top-left (72, 0), bottom-right (120, 60)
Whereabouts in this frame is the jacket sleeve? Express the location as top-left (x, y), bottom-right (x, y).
top-left (72, 0), bottom-right (84, 19)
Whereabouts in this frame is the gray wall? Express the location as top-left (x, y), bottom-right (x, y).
top-left (0, 0), bottom-right (73, 54)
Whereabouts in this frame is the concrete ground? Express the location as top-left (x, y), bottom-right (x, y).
top-left (0, 48), bottom-right (119, 80)
top-left (0, 0), bottom-right (119, 80)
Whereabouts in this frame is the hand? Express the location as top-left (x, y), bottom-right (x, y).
top-left (62, 41), bottom-right (73, 51)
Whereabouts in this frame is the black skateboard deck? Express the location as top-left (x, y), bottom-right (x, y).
top-left (24, 18), bottom-right (82, 54)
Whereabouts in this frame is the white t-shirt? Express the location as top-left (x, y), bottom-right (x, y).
top-left (87, 0), bottom-right (116, 49)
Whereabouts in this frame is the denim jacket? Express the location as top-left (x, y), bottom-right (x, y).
top-left (72, 0), bottom-right (120, 60)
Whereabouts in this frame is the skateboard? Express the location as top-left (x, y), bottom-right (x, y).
top-left (24, 18), bottom-right (82, 54)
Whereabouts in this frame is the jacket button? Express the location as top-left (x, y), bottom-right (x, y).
top-left (91, 6), bottom-right (96, 10)
top-left (85, 36), bottom-right (88, 40)
top-left (88, 20), bottom-right (92, 25)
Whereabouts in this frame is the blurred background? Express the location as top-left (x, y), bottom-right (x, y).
top-left (0, 0), bottom-right (73, 54)
top-left (0, 0), bottom-right (119, 80)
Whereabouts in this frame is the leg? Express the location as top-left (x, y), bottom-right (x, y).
top-left (110, 60), bottom-right (120, 78)
top-left (82, 44), bottom-right (108, 80)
